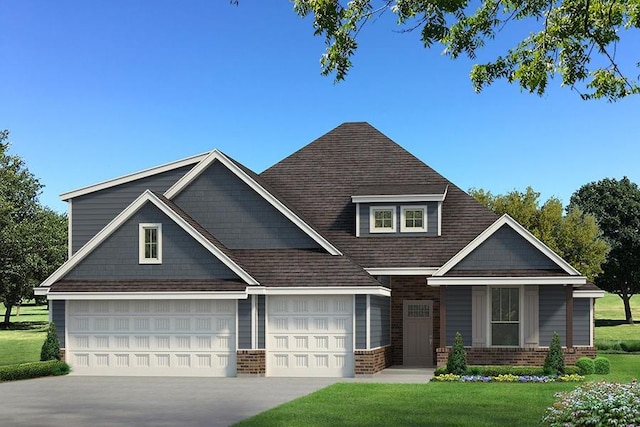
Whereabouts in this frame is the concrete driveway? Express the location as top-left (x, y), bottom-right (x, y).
top-left (1, 376), bottom-right (339, 427)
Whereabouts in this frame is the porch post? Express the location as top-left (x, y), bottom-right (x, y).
top-left (440, 286), bottom-right (446, 347)
top-left (565, 285), bottom-right (573, 349)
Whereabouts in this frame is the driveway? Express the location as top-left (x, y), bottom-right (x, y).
top-left (1, 376), bottom-right (338, 427)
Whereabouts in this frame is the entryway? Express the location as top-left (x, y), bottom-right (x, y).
top-left (402, 300), bottom-right (433, 366)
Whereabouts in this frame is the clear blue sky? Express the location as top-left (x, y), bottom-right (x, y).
top-left (2, 1), bottom-right (638, 213)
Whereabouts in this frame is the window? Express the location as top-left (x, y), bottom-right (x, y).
top-left (401, 206), bottom-right (427, 232)
top-left (370, 206), bottom-right (396, 233)
top-left (491, 287), bottom-right (519, 346)
top-left (139, 223), bottom-right (162, 264)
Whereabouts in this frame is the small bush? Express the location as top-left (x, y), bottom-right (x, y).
top-left (594, 356), bottom-right (611, 374)
top-left (619, 340), bottom-right (640, 353)
top-left (446, 332), bottom-right (467, 375)
top-left (0, 360), bottom-right (70, 382)
top-left (575, 357), bottom-right (595, 375)
top-left (542, 380), bottom-right (640, 426)
top-left (434, 367), bottom-right (447, 376)
top-left (473, 366), bottom-right (545, 376)
top-left (564, 365), bottom-right (581, 375)
top-left (40, 322), bottom-right (61, 361)
top-left (543, 332), bottom-right (565, 375)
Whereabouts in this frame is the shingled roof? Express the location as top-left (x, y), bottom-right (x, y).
top-left (260, 122), bottom-right (499, 268)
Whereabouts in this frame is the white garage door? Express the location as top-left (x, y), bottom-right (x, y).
top-left (267, 295), bottom-right (354, 377)
top-left (67, 300), bottom-right (236, 376)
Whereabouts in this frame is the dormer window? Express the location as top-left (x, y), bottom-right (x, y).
top-left (139, 223), bottom-right (162, 264)
top-left (370, 206), bottom-right (396, 233)
top-left (401, 206), bottom-right (427, 232)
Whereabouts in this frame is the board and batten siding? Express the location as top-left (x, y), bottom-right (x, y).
top-left (70, 165), bottom-right (193, 254)
top-left (238, 298), bottom-right (252, 349)
top-left (370, 296), bottom-right (390, 348)
top-left (446, 286), bottom-right (472, 346)
top-left (539, 285), bottom-right (567, 346)
top-left (573, 298), bottom-right (591, 346)
top-left (52, 300), bottom-right (66, 347)
top-left (358, 202), bottom-right (439, 237)
top-left (174, 161), bottom-right (320, 249)
top-left (355, 295), bottom-right (367, 349)
top-left (65, 203), bottom-right (239, 281)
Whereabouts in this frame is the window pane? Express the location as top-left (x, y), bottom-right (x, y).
top-left (374, 210), bottom-right (393, 229)
top-left (509, 288), bottom-right (519, 321)
top-left (491, 288), bottom-right (501, 321)
top-left (143, 227), bottom-right (158, 260)
top-left (492, 323), bottom-right (519, 346)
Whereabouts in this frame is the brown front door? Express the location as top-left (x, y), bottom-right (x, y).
top-left (403, 300), bottom-right (433, 366)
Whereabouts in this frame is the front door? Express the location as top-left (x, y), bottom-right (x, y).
top-left (403, 300), bottom-right (433, 366)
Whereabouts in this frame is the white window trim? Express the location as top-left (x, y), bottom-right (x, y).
top-left (487, 286), bottom-right (523, 347)
top-left (139, 223), bottom-right (162, 264)
top-left (400, 205), bottom-right (427, 233)
top-left (369, 206), bottom-right (397, 233)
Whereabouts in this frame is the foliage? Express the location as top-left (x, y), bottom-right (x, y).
top-left (593, 356), bottom-right (611, 374)
top-left (570, 177), bottom-right (640, 324)
top-left (40, 322), bottom-right (61, 361)
top-left (576, 357), bottom-right (595, 375)
top-left (544, 332), bottom-right (565, 375)
top-left (433, 373), bottom-right (461, 381)
top-left (469, 187), bottom-right (608, 281)
top-left (433, 373), bottom-right (583, 382)
top-left (0, 360), bottom-right (70, 382)
top-left (286, 0), bottom-right (640, 101)
top-left (597, 340), bottom-right (640, 353)
top-left (542, 380), bottom-right (640, 426)
top-left (446, 332), bottom-right (467, 374)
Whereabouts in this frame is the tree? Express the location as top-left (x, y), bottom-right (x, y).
top-left (543, 332), bottom-right (565, 375)
top-left (570, 177), bottom-right (640, 324)
top-left (469, 186), bottom-right (608, 281)
top-left (285, 0), bottom-right (640, 101)
top-left (446, 332), bottom-right (468, 375)
top-left (41, 322), bottom-right (62, 361)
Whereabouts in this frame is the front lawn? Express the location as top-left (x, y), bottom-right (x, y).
top-left (0, 303), bottom-right (49, 366)
top-left (595, 292), bottom-right (639, 341)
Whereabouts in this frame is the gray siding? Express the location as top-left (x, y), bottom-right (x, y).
top-left (359, 202), bottom-right (438, 237)
top-left (446, 286), bottom-right (472, 346)
top-left (573, 299), bottom-right (591, 346)
top-left (257, 295), bottom-right (265, 349)
top-left (370, 295), bottom-right (390, 347)
top-left (453, 225), bottom-right (559, 271)
top-left (174, 161), bottom-right (319, 249)
top-left (52, 300), bottom-right (66, 347)
top-left (355, 295), bottom-right (367, 349)
top-left (238, 298), bottom-right (252, 349)
top-left (65, 203), bottom-right (239, 280)
top-left (539, 285), bottom-right (566, 346)
top-left (71, 165), bottom-right (193, 253)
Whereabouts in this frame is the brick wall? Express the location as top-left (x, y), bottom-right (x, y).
top-left (436, 346), bottom-right (597, 367)
top-left (390, 276), bottom-right (440, 366)
top-left (355, 346), bottom-right (393, 375)
top-left (60, 348), bottom-right (66, 362)
top-left (236, 350), bottom-right (266, 376)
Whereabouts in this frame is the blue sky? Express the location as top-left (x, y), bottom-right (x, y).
top-left (2, 1), bottom-right (638, 213)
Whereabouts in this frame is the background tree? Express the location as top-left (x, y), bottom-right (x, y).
top-left (469, 186), bottom-right (608, 281)
top-left (570, 177), bottom-right (640, 324)
top-left (285, 0), bottom-right (640, 101)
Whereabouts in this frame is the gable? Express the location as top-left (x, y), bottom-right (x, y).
top-left (173, 160), bottom-right (322, 250)
top-left (64, 202), bottom-right (241, 281)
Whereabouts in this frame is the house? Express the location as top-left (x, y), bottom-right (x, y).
top-left (35, 122), bottom-right (603, 377)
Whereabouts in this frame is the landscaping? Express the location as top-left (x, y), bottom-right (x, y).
top-left (0, 302), bottom-right (49, 366)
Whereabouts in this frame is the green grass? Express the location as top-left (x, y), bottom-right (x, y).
top-left (0, 303), bottom-right (49, 366)
top-left (595, 292), bottom-right (640, 341)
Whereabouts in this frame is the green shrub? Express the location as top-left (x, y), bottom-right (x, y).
top-left (434, 367), bottom-right (447, 376)
top-left (446, 332), bottom-right (467, 375)
top-left (543, 332), bottom-right (565, 375)
top-left (575, 357), bottom-right (595, 375)
top-left (595, 340), bottom-right (622, 352)
top-left (40, 322), bottom-right (61, 361)
top-left (564, 365), bottom-right (581, 375)
top-left (0, 360), bottom-right (70, 382)
top-left (619, 340), bottom-right (640, 353)
top-left (542, 380), bottom-right (640, 426)
top-left (594, 356), bottom-right (611, 374)
top-left (473, 366), bottom-right (545, 376)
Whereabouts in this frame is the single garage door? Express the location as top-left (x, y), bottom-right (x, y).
top-left (267, 295), bottom-right (354, 377)
top-left (67, 299), bottom-right (236, 376)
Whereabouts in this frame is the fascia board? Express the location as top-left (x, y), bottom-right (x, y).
top-left (46, 291), bottom-right (249, 300)
top-left (164, 150), bottom-right (343, 256)
top-left (351, 194), bottom-right (446, 203)
top-left (573, 290), bottom-right (606, 298)
top-left (364, 267), bottom-right (439, 276)
top-left (246, 286), bottom-right (391, 297)
top-left (60, 152), bottom-right (209, 200)
top-left (427, 276), bottom-right (587, 286)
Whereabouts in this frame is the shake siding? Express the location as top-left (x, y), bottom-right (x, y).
top-left (174, 162), bottom-right (319, 249)
top-left (238, 298), bottom-right (252, 349)
top-left (539, 285), bottom-right (566, 346)
top-left (358, 202), bottom-right (438, 237)
top-left (65, 203), bottom-right (239, 280)
top-left (70, 165), bottom-right (193, 253)
top-left (446, 286), bottom-right (472, 346)
top-left (257, 295), bottom-right (265, 349)
top-left (52, 300), bottom-right (66, 347)
top-left (370, 296), bottom-right (390, 347)
top-left (355, 295), bottom-right (367, 349)
top-left (573, 299), bottom-right (591, 346)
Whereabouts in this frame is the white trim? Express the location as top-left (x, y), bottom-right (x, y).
top-left (235, 299), bottom-right (239, 354)
top-left (589, 299), bottom-right (594, 346)
top-left (46, 291), bottom-right (249, 300)
top-left (164, 150), bottom-right (342, 256)
top-left (246, 286), bottom-right (391, 296)
top-left (251, 295), bottom-right (257, 349)
top-left (355, 203), bottom-right (360, 237)
top-left (64, 300), bottom-right (69, 360)
top-left (369, 205), bottom-right (397, 233)
top-left (437, 202), bottom-right (442, 236)
top-left (433, 214), bottom-right (583, 277)
top-left (428, 276), bottom-right (587, 286)
top-left (573, 290), bottom-right (605, 298)
top-left (34, 287), bottom-right (49, 296)
top-left (365, 267), bottom-right (439, 276)
top-left (487, 286), bottom-right (523, 347)
top-left (400, 205), bottom-right (427, 233)
top-left (351, 193), bottom-right (447, 204)
top-left (138, 223), bottom-right (162, 264)
top-left (48, 300), bottom-right (52, 323)
top-left (39, 190), bottom-right (259, 288)
top-left (366, 294), bottom-right (371, 350)
top-left (60, 152), bottom-right (209, 200)
top-left (67, 200), bottom-right (73, 258)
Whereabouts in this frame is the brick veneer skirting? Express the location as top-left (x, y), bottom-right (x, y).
top-left (236, 350), bottom-right (266, 376)
top-left (355, 346), bottom-right (393, 375)
top-left (436, 346), bottom-right (597, 367)
top-left (60, 348), bottom-right (66, 362)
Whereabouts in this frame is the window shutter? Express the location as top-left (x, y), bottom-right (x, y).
top-left (523, 285), bottom-right (539, 347)
top-left (471, 287), bottom-right (487, 347)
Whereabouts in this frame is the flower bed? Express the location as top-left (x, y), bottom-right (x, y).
top-left (433, 373), bottom-right (584, 383)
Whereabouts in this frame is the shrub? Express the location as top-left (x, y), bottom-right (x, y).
top-left (474, 366), bottom-right (546, 376)
top-left (434, 366), bottom-right (447, 376)
top-left (564, 365), bottom-right (581, 375)
top-left (543, 332), bottom-right (565, 375)
top-left (446, 332), bottom-right (467, 375)
top-left (620, 340), bottom-right (640, 353)
top-left (594, 356), bottom-right (611, 374)
top-left (40, 322), bottom-right (61, 361)
top-left (575, 357), bottom-right (595, 375)
top-left (542, 380), bottom-right (640, 426)
top-left (0, 361), bottom-right (70, 382)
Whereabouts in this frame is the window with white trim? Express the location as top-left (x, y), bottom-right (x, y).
top-left (401, 206), bottom-right (427, 232)
top-left (139, 223), bottom-right (162, 264)
top-left (490, 287), bottom-right (520, 346)
top-left (370, 206), bottom-right (396, 233)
